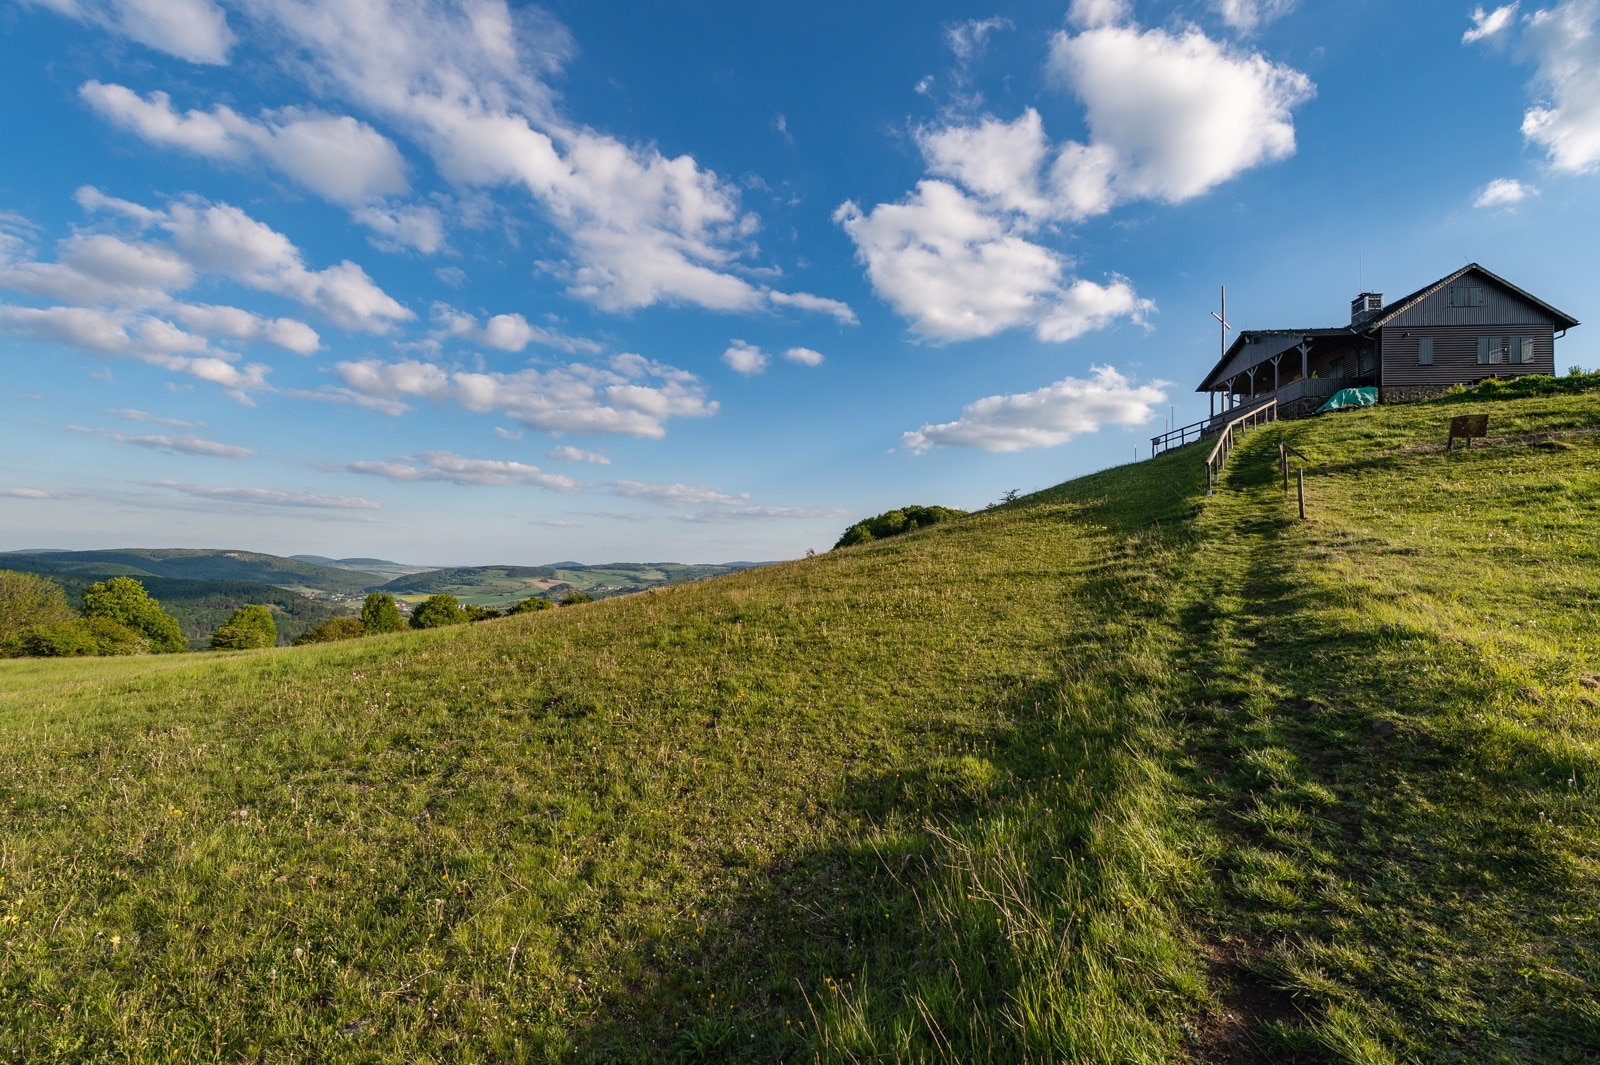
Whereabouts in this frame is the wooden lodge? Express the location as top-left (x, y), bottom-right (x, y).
top-left (1194, 263), bottom-right (1580, 426)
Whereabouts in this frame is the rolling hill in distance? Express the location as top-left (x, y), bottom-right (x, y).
top-left (3, 391), bottom-right (1598, 1058)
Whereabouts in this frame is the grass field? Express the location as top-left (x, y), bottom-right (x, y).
top-left (2, 393), bottom-right (1597, 1062)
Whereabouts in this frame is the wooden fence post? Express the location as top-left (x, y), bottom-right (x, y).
top-left (1297, 469), bottom-right (1305, 520)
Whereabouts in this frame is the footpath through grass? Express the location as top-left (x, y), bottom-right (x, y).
top-left (2, 393), bottom-right (1598, 1062)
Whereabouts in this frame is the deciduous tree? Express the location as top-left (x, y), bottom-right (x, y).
top-left (81, 577), bottom-right (186, 652)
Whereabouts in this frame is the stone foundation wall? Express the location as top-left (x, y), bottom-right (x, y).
top-left (1278, 397), bottom-right (1327, 420)
top-left (1381, 385), bottom-right (1456, 405)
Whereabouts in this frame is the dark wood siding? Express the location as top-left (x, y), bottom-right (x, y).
top-left (1380, 323), bottom-right (1556, 388)
top-left (1379, 272), bottom-right (1562, 388)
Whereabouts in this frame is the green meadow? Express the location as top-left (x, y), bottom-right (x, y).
top-left (2, 393), bottom-right (1597, 1062)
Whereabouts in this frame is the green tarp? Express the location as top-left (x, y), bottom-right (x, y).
top-left (1317, 386), bottom-right (1378, 413)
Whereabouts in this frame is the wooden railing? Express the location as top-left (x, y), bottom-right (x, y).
top-left (1204, 398), bottom-right (1277, 494)
top-left (1150, 418), bottom-right (1209, 456)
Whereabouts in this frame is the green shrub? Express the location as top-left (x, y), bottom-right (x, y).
top-left (0, 570), bottom-right (75, 647)
top-left (14, 617), bottom-right (147, 657)
top-left (359, 592), bottom-right (406, 634)
top-left (209, 605), bottom-right (278, 650)
top-left (464, 604), bottom-right (502, 621)
top-left (506, 596), bottom-right (552, 614)
top-left (1449, 370), bottom-right (1600, 402)
top-left (410, 594), bottom-right (468, 629)
top-left (293, 616), bottom-right (365, 645)
top-left (559, 590), bottom-right (594, 606)
top-left (834, 504), bottom-right (967, 549)
top-left (81, 577), bottom-right (186, 652)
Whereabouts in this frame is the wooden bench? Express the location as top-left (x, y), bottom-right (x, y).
top-left (1448, 414), bottom-right (1488, 449)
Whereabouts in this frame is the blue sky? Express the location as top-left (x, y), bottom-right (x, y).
top-left (2, 0), bottom-right (1596, 564)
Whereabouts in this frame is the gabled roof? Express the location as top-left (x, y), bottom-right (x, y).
top-left (1364, 262), bottom-right (1580, 332)
top-left (1195, 263), bottom-right (1581, 392)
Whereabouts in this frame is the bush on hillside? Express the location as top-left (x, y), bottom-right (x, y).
top-left (505, 596), bottom-right (552, 614)
top-left (360, 592), bottom-right (406, 634)
top-left (410, 594), bottom-right (469, 629)
top-left (293, 617), bottom-right (365, 645)
top-left (558, 591), bottom-right (593, 606)
top-left (14, 617), bottom-right (148, 657)
top-left (0, 570), bottom-right (76, 650)
top-left (1448, 370), bottom-right (1600, 402)
top-left (209, 605), bottom-right (279, 650)
top-left (81, 577), bottom-right (186, 653)
top-left (464, 604), bottom-right (502, 621)
top-left (834, 505), bottom-right (967, 549)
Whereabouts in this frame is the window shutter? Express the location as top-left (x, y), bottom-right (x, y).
top-left (1417, 337), bottom-right (1434, 365)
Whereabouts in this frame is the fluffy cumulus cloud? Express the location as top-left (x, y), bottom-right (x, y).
top-left (840, 11), bottom-right (1308, 342)
top-left (1475, 177), bottom-right (1537, 206)
top-left (0, 191), bottom-right (415, 394)
top-left (426, 303), bottom-right (601, 355)
top-left (1465, 2), bottom-right (1600, 173)
top-left (1517, 1), bottom-right (1600, 173)
top-left (721, 340), bottom-right (768, 375)
top-left (214, 0), bottom-right (852, 319)
top-left (24, 0), bottom-right (234, 64)
top-left (335, 352), bottom-right (716, 438)
top-left (783, 346), bottom-right (824, 366)
top-left (902, 365), bottom-right (1167, 453)
top-left (347, 451), bottom-right (579, 490)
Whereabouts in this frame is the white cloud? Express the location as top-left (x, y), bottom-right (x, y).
top-left (836, 180), bottom-right (1152, 342)
top-left (840, 16), bottom-right (1307, 343)
top-left (25, 0), bottom-right (234, 64)
top-left (783, 346), bottom-right (824, 367)
top-left (336, 352), bottom-right (716, 438)
top-left (1518, 1), bottom-right (1600, 173)
top-left (347, 450), bottom-right (579, 490)
top-left (1046, 24), bottom-right (1315, 209)
top-left (767, 289), bottom-right (859, 324)
top-left (109, 408), bottom-right (202, 428)
top-left (547, 445), bottom-right (610, 464)
top-left (0, 487), bottom-right (77, 499)
top-left (169, 303), bottom-right (320, 354)
top-left (947, 17), bottom-right (1013, 61)
top-left (1068, 0), bottom-right (1130, 30)
top-left (1213, 0), bottom-right (1296, 34)
top-left (1475, 177), bottom-right (1537, 206)
top-left (1464, 3), bottom-right (1520, 43)
top-left (425, 303), bottom-right (602, 355)
top-left (353, 203), bottom-right (445, 254)
top-left (722, 340), bottom-right (768, 375)
top-left (73, 425), bottom-right (252, 457)
top-left (160, 482), bottom-right (382, 509)
top-left (902, 365), bottom-right (1167, 453)
top-left (233, 0), bottom-right (844, 321)
top-left (610, 479), bottom-right (846, 522)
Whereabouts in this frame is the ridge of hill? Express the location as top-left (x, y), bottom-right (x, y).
top-left (372, 560), bottom-right (773, 605)
top-left (0, 547), bottom-right (374, 594)
top-left (3, 392), bottom-right (1598, 1059)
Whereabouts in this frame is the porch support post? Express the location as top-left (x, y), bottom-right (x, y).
top-left (1209, 389), bottom-right (1215, 418)
top-left (1299, 340), bottom-right (1311, 381)
top-left (1271, 353), bottom-right (1283, 391)
top-left (1246, 365), bottom-right (1259, 398)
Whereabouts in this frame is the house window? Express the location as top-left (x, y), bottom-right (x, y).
top-left (1358, 349), bottom-right (1375, 374)
top-left (1477, 336), bottom-right (1505, 365)
top-left (1510, 336), bottom-right (1534, 365)
top-left (1417, 337), bottom-right (1434, 365)
top-left (1330, 358), bottom-right (1345, 378)
top-left (1451, 285), bottom-right (1485, 308)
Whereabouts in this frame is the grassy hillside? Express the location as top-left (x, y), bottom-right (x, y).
top-left (2, 393), bottom-right (1597, 1061)
top-left (0, 549), bottom-right (374, 595)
